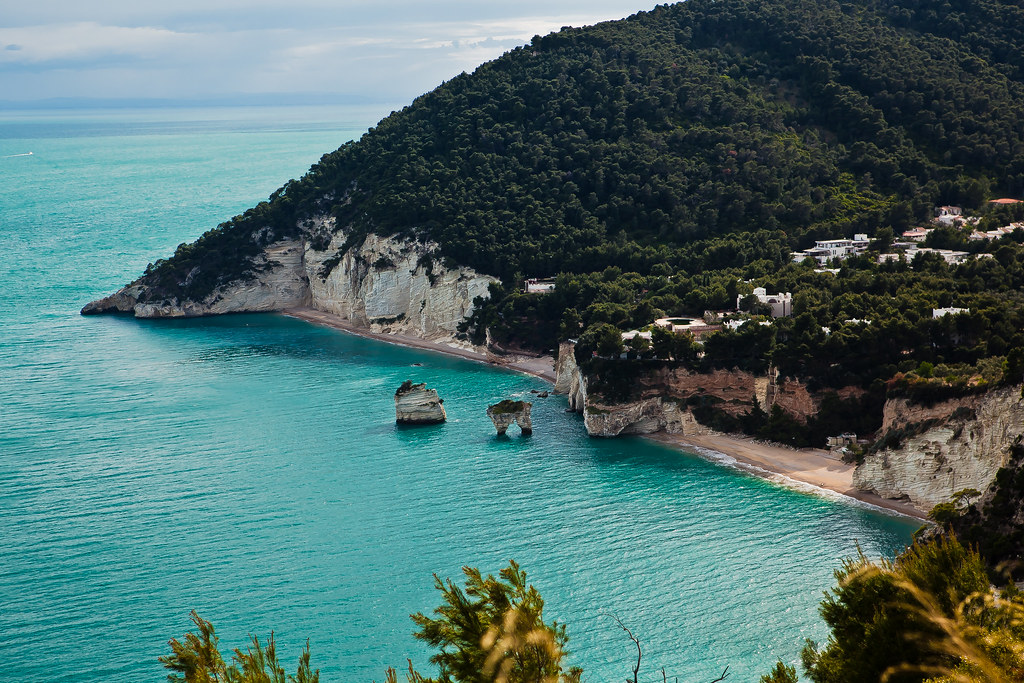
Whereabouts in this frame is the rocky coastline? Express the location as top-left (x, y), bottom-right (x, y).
top-left (84, 236), bottom-right (1004, 520)
top-left (83, 227), bottom-right (497, 355)
top-left (554, 341), bottom-right (1023, 519)
top-left (276, 312), bottom-right (930, 518)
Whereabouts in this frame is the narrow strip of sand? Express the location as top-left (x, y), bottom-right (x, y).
top-left (281, 306), bottom-right (557, 382)
top-left (647, 432), bottom-right (927, 519)
top-left (281, 306), bottom-right (927, 520)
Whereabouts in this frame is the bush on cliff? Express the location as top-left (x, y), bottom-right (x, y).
top-left (801, 534), bottom-right (1024, 683)
top-left (946, 441), bottom-right (1024, 576)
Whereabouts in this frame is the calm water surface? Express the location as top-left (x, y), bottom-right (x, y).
top-left (0, 105), bottom-right (918, 682)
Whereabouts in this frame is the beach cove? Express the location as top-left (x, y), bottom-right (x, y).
top-left (0, 106), bottom-right (919, 682)
top-left (283, 306), bottom-right (927, 521)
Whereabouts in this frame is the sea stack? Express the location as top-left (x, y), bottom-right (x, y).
top-left (487, 400), bottom-right (533, 436)
top-left (395, 380), bottom-right (447, 424)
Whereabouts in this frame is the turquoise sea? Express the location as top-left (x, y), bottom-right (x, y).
top-left (0, 105), bottom-right (918, 682)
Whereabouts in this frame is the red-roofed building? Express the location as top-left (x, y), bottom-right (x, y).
top-left (989, 198), bottom-right (1022, 205)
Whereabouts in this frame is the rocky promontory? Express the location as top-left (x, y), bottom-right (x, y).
top-left (395, 381), bottom-right (446, 424)
top-left (82, 227), bottom-right (496, 354)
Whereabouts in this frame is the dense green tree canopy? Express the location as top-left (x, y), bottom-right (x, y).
top-left (134, 0), bottom-right (1024, 305)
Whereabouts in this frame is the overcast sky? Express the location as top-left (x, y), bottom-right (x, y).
top-left (0, 1), bottom-right (654, 103)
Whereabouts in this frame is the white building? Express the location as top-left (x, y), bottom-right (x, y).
top-left (724, 319), bottom-right (772, 330)
top-left (792, 234), bottom-right (870, 264)
top-left (902, 228), bottom-right (930, 241)
top-left (935, 206), bottom-right (963, 226)
top-left (933, 307), bottom-right (970, 318)
top-left (523, 278), bottom-right (556, 294)
top-left (970, 223), bottom-right (1024, 241)
top-left (652, 317), bottom-right (722, 339)
top-left (737, 287), bottom-right (793, 318)
top-left (879, 247), bottom-right (975, 265)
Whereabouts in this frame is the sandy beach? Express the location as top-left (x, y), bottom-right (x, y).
top-left (646, 432), bottom-right (927, 519)
top-left (282, 306), bottom-right (927, 520)
top-left (282, 306), bottom-right (557, 381)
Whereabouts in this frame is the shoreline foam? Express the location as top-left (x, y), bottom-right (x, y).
top-left (281, 306), bottom-right (927, 520)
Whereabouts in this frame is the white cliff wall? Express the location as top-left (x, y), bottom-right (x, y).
top-left (304, 229), bottom-right (497, 348)
top-left (583, 397), bottom-right (688, 436)
top-left (133, 239), bottom-right (310, 318)
top-left (854, 385), bottom-right (1024, 510)
top-left (552, 341), bottom-right (708, 437)
top-left (554, 342), bottom-right (579, 395)
top-left (92, 215), bottom-right (498, 349)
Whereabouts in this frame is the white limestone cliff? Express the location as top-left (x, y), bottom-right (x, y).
top-left (553, 341), bottom-right (710, 437)
top-left (304, 229), bottom-right (496, 349)
top-left (553, 341), bottom-right (586, 409)
top-left (854, 384), bottom-right (1024, 510)
top-left (84, 216), bottom-right (497, 350)
top-left (82, 240), bottom-right (310, 317)
top-left (583, 397), bottom-right (689, 436)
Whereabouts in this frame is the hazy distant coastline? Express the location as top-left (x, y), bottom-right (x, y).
top-left (0, 93), bottom-right (394, 111)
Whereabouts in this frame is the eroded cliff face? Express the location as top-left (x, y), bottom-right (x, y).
top-left (553, 342), bottom-right (579, 396)
top-left (553, 343), bottom-right (764, 437)
top-left (854, 385), bottom-right (1024, 510)
top-left (304, 228), bottom-right (496, 348)
top-left (82, 240), bottom-right (310, 317)
top-left (83, 216), bottom-right (496, 348)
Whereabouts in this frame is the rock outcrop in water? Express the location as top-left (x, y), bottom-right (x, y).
top-left (395, 381), bottom-right (446, 424)
top-left (487, 400), bottom-right (532, 436)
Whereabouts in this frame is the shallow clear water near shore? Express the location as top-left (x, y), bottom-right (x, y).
top-left (0, 105), bottom-right (918, 682)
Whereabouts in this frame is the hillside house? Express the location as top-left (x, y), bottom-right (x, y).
top-left (737, 287), bottom-right (792, 317)
top-left (935, 206), bottom-right (963, 226)
top-left (621, 330), bottom-right (653, 341)
top-left (933, 307), bottom-right (970, 318)
top-left (970, 223), bottom-right (1024, 241)
top-left (879, 247), bottom-right (975, 265)
top-left (791, 234), bottom-right (869, 264)
top-left (523, 278), bottom-right (556, 294)
top-left (901, 228), bottom-right (930, 241)
top-left (653, 317), bottom-right (722, 339)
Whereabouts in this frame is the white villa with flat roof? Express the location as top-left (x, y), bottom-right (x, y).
top-left (933, 307), bottom-right (970, 318)
top-left (738, 287), bottom-right (792, 317)
top-left (792, 234), bottom-right (869, 264)
top-left (523, 278), bottom-right (556, 294)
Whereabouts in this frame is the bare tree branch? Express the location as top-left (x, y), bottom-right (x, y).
top-left (709, 665), bottom-right (730, 682)
top-left (602, 613), bottom-right (641, 683)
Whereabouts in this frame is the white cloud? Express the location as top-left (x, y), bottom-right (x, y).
top-left (0, 2), bottom-right (655, 101)
top-left (0, 22), bottom-right (191, 63)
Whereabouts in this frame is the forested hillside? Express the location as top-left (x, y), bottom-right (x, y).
top-left (121, 0), bottom-right (1024, 442)
top-left (138, 0), bottom-right (1024, 295)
